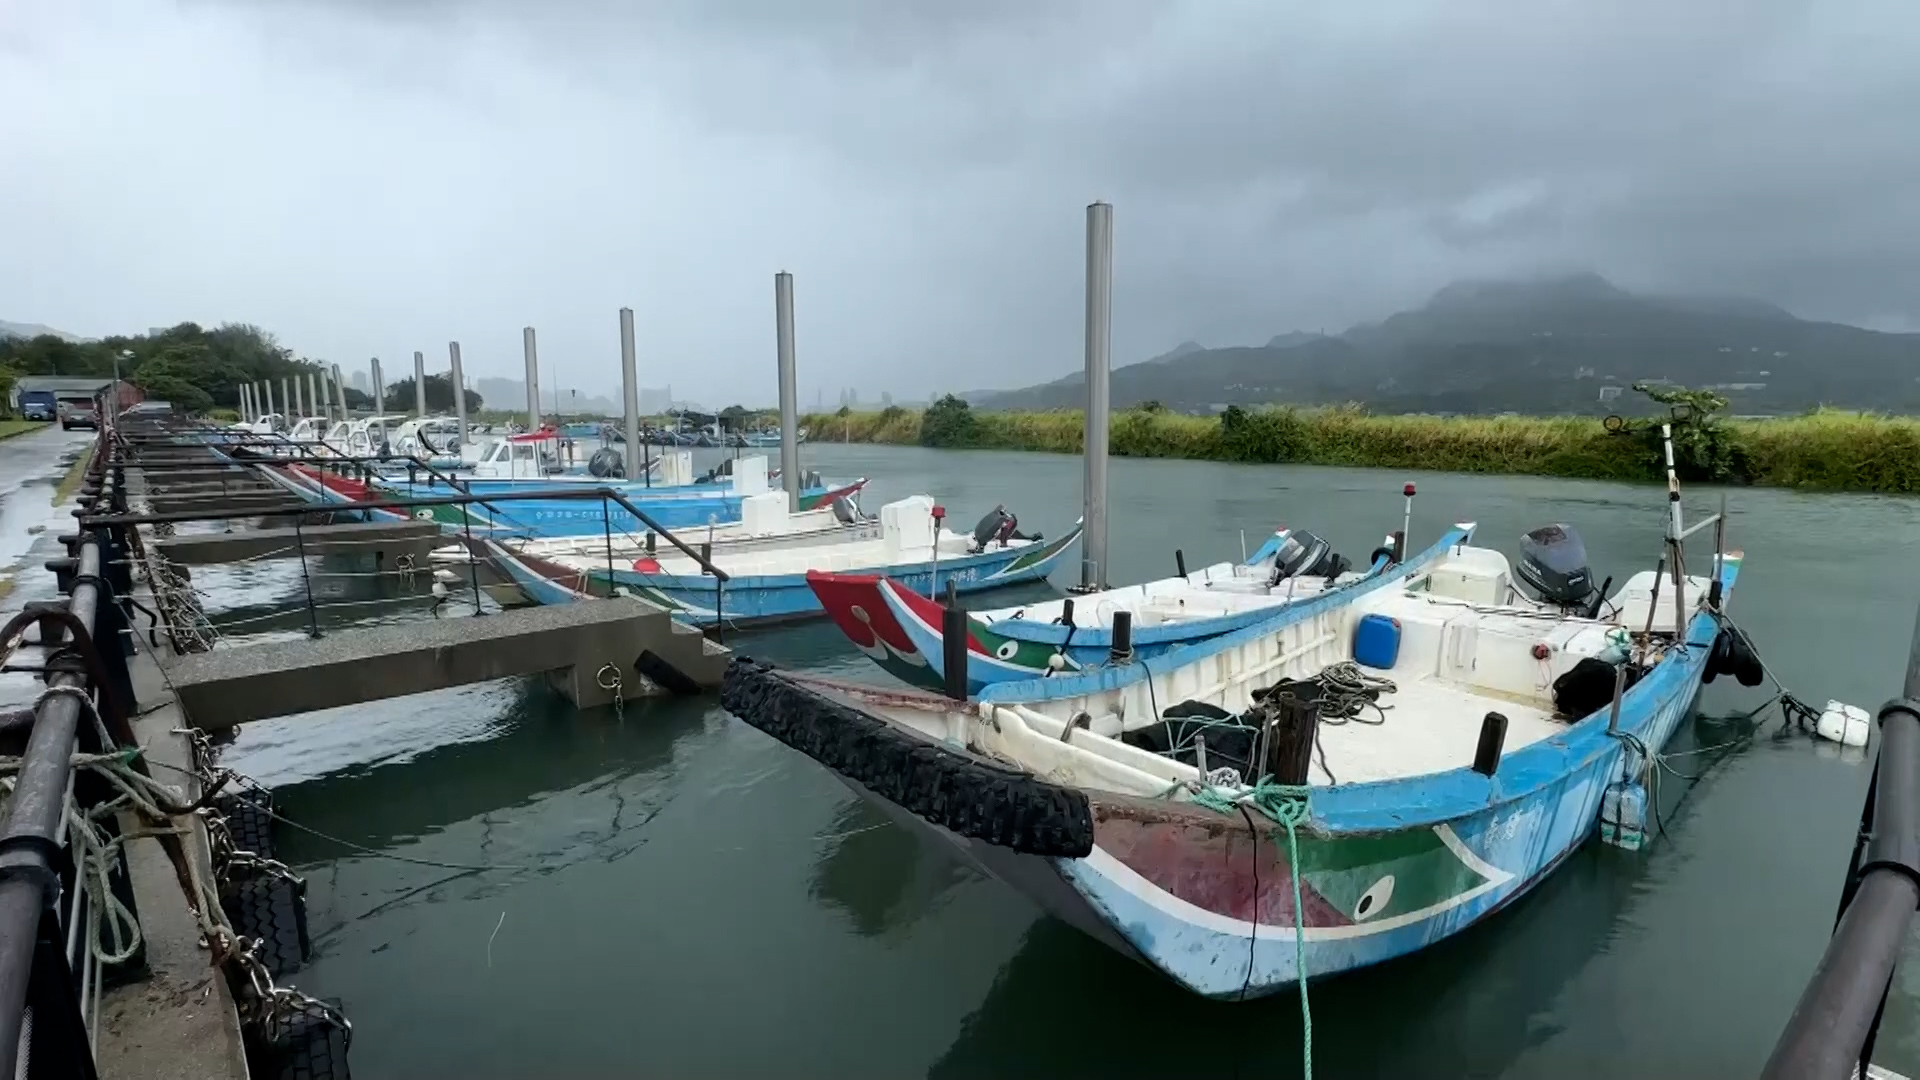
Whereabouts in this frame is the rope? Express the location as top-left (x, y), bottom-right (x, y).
top-left (146, 759), bottom-right (532, 874)
top-left (1179, 778), bottom-right (1314, 1078)
top-left (1311, 661), bottom-right (1395, 726)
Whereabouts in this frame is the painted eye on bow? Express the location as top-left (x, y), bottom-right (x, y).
top-left (1354, 875), bottom-right (1395, 921)
top-left (995, 640), bottom-right (1020, 660)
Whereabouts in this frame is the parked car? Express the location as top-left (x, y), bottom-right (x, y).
top-left (58, 401), bottom-right (98, 431)
top-left (18, 390), bottom-right (56, 422)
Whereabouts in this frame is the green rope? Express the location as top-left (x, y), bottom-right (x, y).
top-left (1167, 777), bottom-right (1314, 1079)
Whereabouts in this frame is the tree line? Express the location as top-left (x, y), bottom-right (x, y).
top-left (0, 322), bottom-right (336, 415)
top-left (0, 322), bottom-right (482, 417)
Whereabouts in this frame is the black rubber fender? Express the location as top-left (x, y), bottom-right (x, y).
top-left (1729, 629), bottom-right (1765, 687)
top-left (220, 874), bottom-right (311, 978)
top-left (720, 659), bottom-right (1095, 857)
top-left (215, 789), bottom-right (275, 860)
top-left (248, 998), bottom-right (352, 1080)
top-left (1704, 629), bottom-right (1732, 684)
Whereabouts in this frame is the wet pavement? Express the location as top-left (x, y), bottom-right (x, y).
top-left (0, 423), bottom-right (96, 705)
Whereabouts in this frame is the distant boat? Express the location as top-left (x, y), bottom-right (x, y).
top-left (462, 495), bottom-right (1083, 626)
top-left (810, 527), bottom-right (1426, 696)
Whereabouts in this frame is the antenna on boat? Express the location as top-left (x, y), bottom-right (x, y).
top-left (1660, 423), bottom-right (1687, 637)
top-left (929, 505), bottom-right (946, 599)
top-left (1399, 481), bottom-right (1416, 563)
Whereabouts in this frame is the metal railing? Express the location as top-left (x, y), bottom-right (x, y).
top-left (1761, 600), bottom-right (1920, 1079)
top-left (78, 470), bottom-right (735, 642)
top-left (0, 422), bottom-right (133, 1078)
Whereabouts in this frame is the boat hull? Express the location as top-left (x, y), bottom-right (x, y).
top-left (722, 555), bottom-right (1738, 998)
top-left (464, 524), bottom-right (1084, 627)
top-left (375, 476), bottom-right (866, 536)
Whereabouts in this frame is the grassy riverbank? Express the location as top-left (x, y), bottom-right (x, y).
top-left (0, 420), bottom-right (41, 441)
top-left (803, 404), bottom-right (1920, 493)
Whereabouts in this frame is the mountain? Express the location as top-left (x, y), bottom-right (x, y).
top-left (972, 274), bottom-right (1920, 415)
top-left (473, 377), bottom-right (675, 415)
top-left (0, 320), bottom-right (85, 343)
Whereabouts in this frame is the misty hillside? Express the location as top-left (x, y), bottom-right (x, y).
top-left (974, 274), bottom-right (1920, 415)
top-left (0, 320), bottom-right (85, 343)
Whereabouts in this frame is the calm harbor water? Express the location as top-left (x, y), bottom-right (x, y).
top-left (215, 443), bottom-right (1920, 1079)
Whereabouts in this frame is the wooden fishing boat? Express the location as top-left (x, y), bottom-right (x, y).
top-left (807, 526), bottom-right (1440, 695)
top-left (250, 457), bottom-right (868, 540)
top-left (374, 452), bottom-right (859, 536)
top-left (721, 522), bottom-right (1744, 998)
top-left (460, 495), bottom-right (1084, 627)
top-left (428, 489), bottom-right (886, 604)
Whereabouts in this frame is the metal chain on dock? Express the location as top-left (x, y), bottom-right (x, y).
top-left (49, 694), bottom-right (355, 1050)
top-left (140, 548), bottom-right (218, 653)
top-left (596, 663), bottom-right (626, 719)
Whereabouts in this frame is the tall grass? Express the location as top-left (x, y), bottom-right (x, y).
top-left (803, 405), bottom-right (1920, 494)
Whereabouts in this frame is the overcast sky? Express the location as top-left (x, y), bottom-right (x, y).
top-left (3, 0), bottom-right (1915, 406)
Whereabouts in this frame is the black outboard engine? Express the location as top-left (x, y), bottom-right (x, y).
top-left (830, 496), bottom-right (862, 524)
top-left (588, 447), bottom-right (625, 478)
top-left (1269, 529), bottom-right (1350, 584)
top-left (969, 505), bottom-right (1039, 551)
top-left (1517, 524), bottom-right (1597, 609)
top-left (972, 506), bottom-right (1015, 550)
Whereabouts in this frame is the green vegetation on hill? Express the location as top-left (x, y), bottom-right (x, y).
top-left (0, 322), bottom-right (402, 416)
top-left (805, 390), bottom-right (1920, 494)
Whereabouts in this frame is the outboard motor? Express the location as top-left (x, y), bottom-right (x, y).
top-left (969, 505), bottom-right (1038, 552)
top-left (830, 496), bottom-right (861, 524)
top-left (1516, 524), bottom-right (1597, 609)
top-left (972, 506), bottom-right (1014, 550)
top-left (1268, 529), bottom-right (1349, 585)
top-left (587, 447), bottom-right (625, 478)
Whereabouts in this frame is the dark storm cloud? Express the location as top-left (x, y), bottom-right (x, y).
top-left (3, 0), bottom-right (1915, 407)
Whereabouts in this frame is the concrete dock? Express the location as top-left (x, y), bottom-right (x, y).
top-left (2, 412), bottom-right (740, 1079)
top-left (155, 519), bottom-right (444, 565)
top-left (162, 596), bottom-right (728, 728)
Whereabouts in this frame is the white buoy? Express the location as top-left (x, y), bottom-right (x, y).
top-left (1815, 700), bottom-right (1871, 748)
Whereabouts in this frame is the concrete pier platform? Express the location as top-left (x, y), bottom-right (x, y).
top-left (162, 599), bottom-right (730, 729)
top-left (96, 608), bottom-right (250, 1080)
top-left (156, 520), bottom-right (444, 565)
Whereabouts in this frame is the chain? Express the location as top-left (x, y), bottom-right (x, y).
top-left (394, 552), bottom-right (417, 587)
top-left (155, 727), bottom-right (348, 1047)
top-left (144, 548), bottom-right (218, 653)
top-left (228, 937), bottom-right (353, 1047)
top-left (596, 662), bottom-right (625, 718)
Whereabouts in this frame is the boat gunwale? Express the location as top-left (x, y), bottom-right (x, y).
top-left (774, 551), bottom-right (1741, 839)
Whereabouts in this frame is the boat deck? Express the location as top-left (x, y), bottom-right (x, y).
top-left (1313, 676), bottom-right (1565, 786)
top-left (979, 563), bottom-right (1349, 627)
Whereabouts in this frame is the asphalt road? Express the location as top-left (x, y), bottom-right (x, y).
top-left (0, 421), bottom-right (95, 585)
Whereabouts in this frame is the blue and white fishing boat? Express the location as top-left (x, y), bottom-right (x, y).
top-left (720, 499), bottom-right (1747, 999)
top-left (809, 526), bottom-right (1424, 695)
top-left (375, 451), bottom-right (865, 537)
top-left (459, 494), bottom-right (1084, 627)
